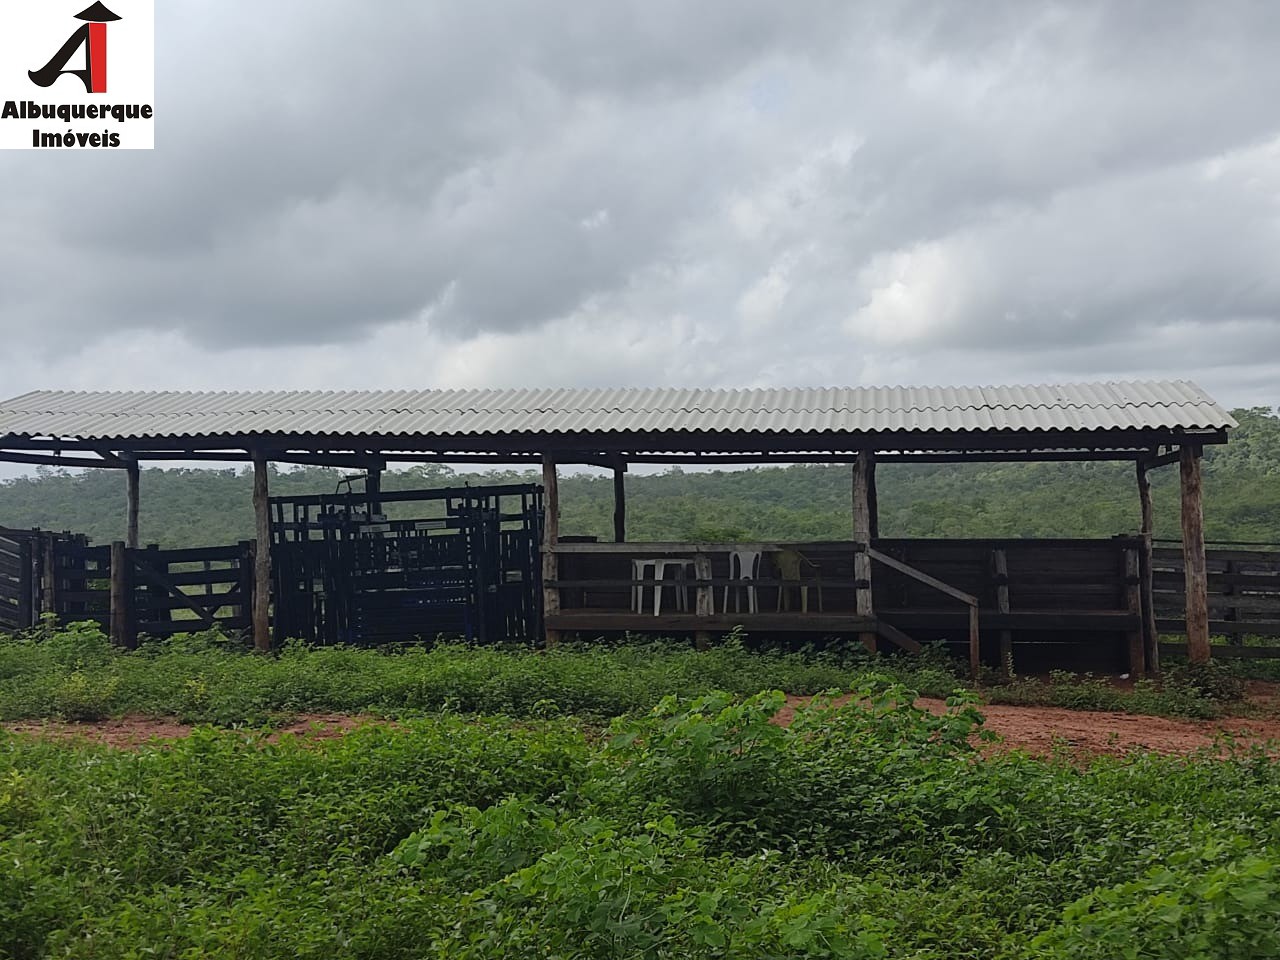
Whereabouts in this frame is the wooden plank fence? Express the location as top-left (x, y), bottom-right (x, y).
top-left (0, 532), bottom-right (35, 632)
top-left (1154, 541), bottom-right (1280, 658)
top-left (0, 528), bottom-right (92, 628)
top-left (0, 528), bottom-right (253, 646)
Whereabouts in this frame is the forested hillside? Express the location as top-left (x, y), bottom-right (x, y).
top-left (2, 408), bottom-right (1278, 548)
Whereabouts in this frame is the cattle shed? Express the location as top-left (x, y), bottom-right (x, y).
top-left (0, 381), bottom-right (1236, 676)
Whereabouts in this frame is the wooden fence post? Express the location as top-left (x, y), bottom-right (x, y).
top-left (1179, 445), bottom-right (1211, 664)
top-left (109, 541), bottom-right (133, 648)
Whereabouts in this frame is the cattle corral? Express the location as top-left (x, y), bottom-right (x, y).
top-left (0, 381), bottom-right (1256, 675)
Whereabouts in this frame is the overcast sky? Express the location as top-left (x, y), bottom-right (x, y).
top-left (2, 0), bottom-right (1278, 410)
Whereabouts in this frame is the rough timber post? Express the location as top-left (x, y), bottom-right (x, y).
top-left (542, 455), bottom-right (561, 647)
top-left (1179, 444), bottom-right (1210, 664)
top-left (612, 461), bottom-right (627, 543)
top-left (109, 540), bottom-right (132, 648)
top-left (1136, 459), bottom-right (1160, 677)
top-left (251, 451), bottom-right (272, 653)
top-left (125, 460), bottom-right (140, 549)
top-left (853, 450), bottom-right (876, 652)
top-left (866, 454), bottom-right (879, 540)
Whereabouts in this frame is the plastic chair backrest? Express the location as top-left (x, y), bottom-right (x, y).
top-left (773, 548), bottom-right (813, 580)
top-left (730, 549), bottom-right (761, 579)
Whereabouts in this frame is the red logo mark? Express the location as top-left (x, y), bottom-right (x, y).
top-left (29, 3), bottom-right (122, 94)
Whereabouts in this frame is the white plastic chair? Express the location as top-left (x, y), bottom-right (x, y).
top-left (722, 549), bottom-right (761, 614)
top-left (632, 558), bottom-right (692, 615)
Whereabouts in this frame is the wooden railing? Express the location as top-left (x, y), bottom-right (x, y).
top-left (548, 537), bottom-right (1143, 675)
top-left (866, 546), bottom-right (978, 676)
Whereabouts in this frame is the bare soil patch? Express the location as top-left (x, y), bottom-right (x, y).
top-left (774, 695), bottom-right (1280, 758)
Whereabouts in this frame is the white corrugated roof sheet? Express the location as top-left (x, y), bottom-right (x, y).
top-left (0, 381), bottom-right (1235, 442)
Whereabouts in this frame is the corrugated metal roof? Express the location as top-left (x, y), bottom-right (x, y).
top-left (0, 381), bottom-right (1236, 442)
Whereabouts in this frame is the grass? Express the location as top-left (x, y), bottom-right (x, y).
top-left (0, 620), bottom-right (1257, 725)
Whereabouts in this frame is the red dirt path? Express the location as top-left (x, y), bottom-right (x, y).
top-left (774, 694), bottom-right (1280, 758)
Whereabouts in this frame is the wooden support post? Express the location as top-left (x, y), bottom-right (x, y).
top-left (251, 452), bottom-right (272, 653)
top-left (541, 455), bottom-right (561, 647)
top-left (125, 461), bottom-right (140, 549)
top-left (366, 465), bottom-right (382, 517)
top-left (109, 540), bottom-right (132, 648)
top-left (694, 553), bottom-right (712, 650)
top-left (853, 451), bottom-right (876, 652)
top-left (1124, 546), bottom-right (1145, 678)
top-left (993, 548), bottom-right (1012, 677)
top-left (1179, 444), bottom-right (1211, 664)
top-left (867, 454), bottom-right (879, 540)
top-left (1136, 460), bottom-right (1160, 678)
top-left (612, 462), bottom-right (627, 543)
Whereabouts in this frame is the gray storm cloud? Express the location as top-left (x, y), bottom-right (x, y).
top-left (0, 0), bottom-right (1277, 405)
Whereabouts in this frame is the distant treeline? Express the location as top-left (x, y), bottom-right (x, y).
top-left (2, 408), bottom-right (1279, 549)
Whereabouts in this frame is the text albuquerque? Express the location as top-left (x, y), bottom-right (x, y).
top-left (2, 99), bottom-right (153, 148)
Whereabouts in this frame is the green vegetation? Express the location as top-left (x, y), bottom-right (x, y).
top-left (0, 623), bottom-right (1247, 725)
top-left (4, 640), bottom-right (1280, 958)
top-left (3, 408), bottom-right (1279, 548)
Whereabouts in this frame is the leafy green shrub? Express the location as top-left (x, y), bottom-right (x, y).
top-left (1036, 838), bottom-right (1280, 959)
top-left (5, 684), bottom-right (1280, 959)
top-left (1165, 659), bottom-right (1247, 702)
top-left (51, 669), bottom-right (120, 721)
top-left (36, 620), bottom-right (115, 670)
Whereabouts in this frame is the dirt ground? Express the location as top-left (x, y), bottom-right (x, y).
top-left (7, 692), bottom-right (1280, 757)
top-left (774, 688), bottom-right (1280, 758)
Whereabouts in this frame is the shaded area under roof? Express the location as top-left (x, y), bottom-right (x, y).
top-left (0, 381), bottom-right (1236, 464)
